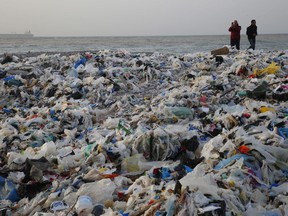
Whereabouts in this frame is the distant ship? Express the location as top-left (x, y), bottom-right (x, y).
top-left (0, 30), bottom-right (34, 38)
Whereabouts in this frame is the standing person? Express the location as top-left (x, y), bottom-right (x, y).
top-left (228, 20), bottom-right (241, 50)
top-left (246, 19), bottom-right (258, 50)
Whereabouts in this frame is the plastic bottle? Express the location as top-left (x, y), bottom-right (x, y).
top-left (75, 195), bottom-right (94, 215)
top-left (237, 91), bottom-right (247, 97)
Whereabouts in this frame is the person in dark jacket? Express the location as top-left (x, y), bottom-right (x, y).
top-left (228, 20), bottom-right (241, 50)
top-left (246, 19), bottom-right (258, 50)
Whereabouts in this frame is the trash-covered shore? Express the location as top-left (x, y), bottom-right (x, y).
top-left (0, 47), bottom-right (288, 216)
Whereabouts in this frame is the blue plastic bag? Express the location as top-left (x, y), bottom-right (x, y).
top-left (0, 176), bottom-right (20, 202)
top-left (214, 154), bottom-right (255, 170)
top-left (74, 57), bottom-right (87, 69)
top-left (278, 128), bottom-right (288, 139)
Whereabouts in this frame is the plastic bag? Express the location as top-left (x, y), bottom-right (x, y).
top-left (253, 62), bottom-right (280, 76)
top-left (76, 179), bottom-right (116, 204)
top-left (164, 107), bottom-right (193, 119)
top-left (0, 176), bottom-right (20, 202)
top-left (121, 154), bottom-right (146, 173)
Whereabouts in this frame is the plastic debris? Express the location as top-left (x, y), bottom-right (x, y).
top-left (0, 48), bottom-right (287, 215)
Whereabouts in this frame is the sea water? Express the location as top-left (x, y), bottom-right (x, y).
top-left (0, 34), bottom-right (287, 55)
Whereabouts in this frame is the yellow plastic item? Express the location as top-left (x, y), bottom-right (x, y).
top-left (259, 107), bottom-right (276, 113)
top-left (228, 181), bottom-right (235, 187)
top-left (253, 62), bottom-right (280, 76)
top-left (121, 154), bottom-right (145, 173)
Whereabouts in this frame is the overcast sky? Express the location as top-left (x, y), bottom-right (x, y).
top-left (1, 0), bottom-right (288, 37)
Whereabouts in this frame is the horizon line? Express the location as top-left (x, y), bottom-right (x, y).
top-left (33, 33), bottom-right (288, 38)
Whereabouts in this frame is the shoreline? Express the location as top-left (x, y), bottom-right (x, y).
top-left (1, 46), bottom-right (287, 59)
top-left (0, 50), bottom-right (160, 59)
top-left (1, 34), bottom-right (288, 57)
top-left (1, 50), bottom-right (95, 58)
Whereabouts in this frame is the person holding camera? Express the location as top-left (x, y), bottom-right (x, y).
top-left (246, 19), bottom-right (258, 50)
top-left (228, 20), bottom-right (241, 50)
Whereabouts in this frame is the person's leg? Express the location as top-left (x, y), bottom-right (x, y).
top-left (230, 39), bottom-right (234, 47)
top-left (236, 40), bottom-right (240, 50)
top-left (248, 38), bottom-right (252, 49)
top-left (252, 38), bottom-right (256, 50)
top-left (231, 39), bottom-right (237, 49)
top-left (248, 38), bottom-right (255, 50)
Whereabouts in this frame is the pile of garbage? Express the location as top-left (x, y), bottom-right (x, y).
top-left (0, 48), bottom-right (288, 216)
